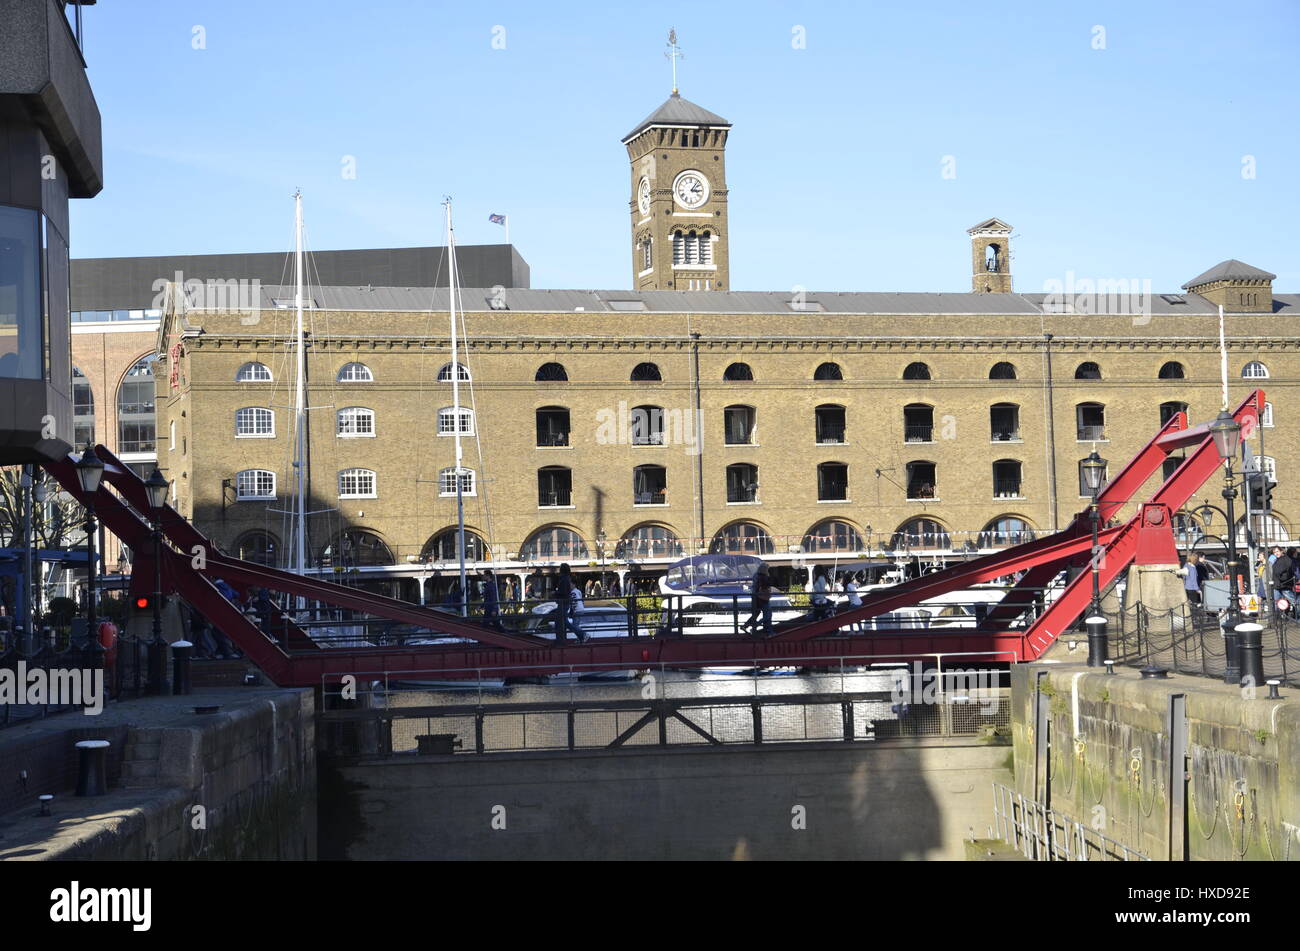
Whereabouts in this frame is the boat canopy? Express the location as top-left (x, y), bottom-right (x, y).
top-left (662, 554), bottom-right (764, 593)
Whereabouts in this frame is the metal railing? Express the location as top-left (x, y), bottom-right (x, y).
top-left (991, 783), bottom-right (1149, 861)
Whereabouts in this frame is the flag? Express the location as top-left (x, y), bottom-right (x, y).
top-left (488, 214), bottom-right (506, 225)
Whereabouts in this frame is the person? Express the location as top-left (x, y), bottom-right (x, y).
top-left (480, 569), bottom-right (501, 630)
top-left (606, 573), bottom-right (621, 598)
top-left (442, 578), bottom-right (463, 612)
top-left (1271, 547), bottom-right (1295, 616)
top-left (1183, 552), bottom-right (1207, 606)
top-left (810, 566), bottom-right (833, 620)
top-left (556, 563), bottom-right (585, 642)
top-left (210, 578), bottom-right (244, 658)
top-left (841, 571), bottom-right (865, 632)
top-left (741, 563), bottom-right (773, 635)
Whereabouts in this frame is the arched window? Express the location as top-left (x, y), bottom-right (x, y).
top-left (235, 406), bottom-right (274, 438)
top-left (989, 361), bottom-right (1017, 380)
top-left (633, 464), bottom-right (667, 504)
top-left (817, 462), bottom-right (848, 501)
top-left (726, 463), bottom-right (759, 503)
top-left (1076, 402), bottom-right (1105, 441)
top-left (990, 403), bottom-right (1020, 441)
top-left (72, 366), bottom-right (94, 446)
top-left (1242, 361), bottom-right (1269, 379)
top-left (536, 406), bottom-right (570, 446)
top-left (1237, 513), bottom-right (1289, 549)
top-left (630, 405), bottom-right (665, 445)
top-left (117, 354), bottom-right (158, 452)
top-left (236, 362), bottom-right (272, 382)
top-left (723, 362), bottom-right (753, 381)
top-left (903, 362), bottom-right (931, 380)
top-left (978, 517), bottom-right (1035, 547)
top-left (992, 459), bottom-right (1022, 498)
top-left (617, 524), bottom-right (682, 560)
top-left (538, 467), bottom-right (572, 507)
top-left (803, 519), bottom-right (863, 553)
top-left (520, 526), bottom-right (588, 562)
top-left (1160, 401), bottom-right (1188, 426)
top-left (338, 362), bottom-right (373, 382)
top-left (1074, 361), bottom-right (1102, 380)
top-left (724, 405), bottom-right (755, 445)
top-left (641, 236), bottom-right (653, 271)
top-left (337, 406), bottom-right (375, 437)
top-left (235, 468), bottom-right (276, 500)
top-left (814, 362), bottom-right (843, 381)
top-left (319, 529), bottom-right (392, 568)
top-left (437, 362), bottom-right (470, 382)
top-left (905, 461), bottom-right (937, 499)
top-left (815, 404), bottom-right (846, 444)
top-left (710, 522), bottom-right (773, 555)
top-left (985, 244), bottom-right (1001, 272)
top-left (631, 362), bottom-right (662, 381)
top-left (236, 531), bottom-right (279, 567)
top-left (1158, 361), bottom-right (1185, 379)
top-left (903, 403), bottom-right (932, 442)
top-left (438, 467), bottom-right (475, 497)
top-left (437, 407), bottom-right (474, 436)
top-left (338, 468), bottom-right (377, 498)
top-left (535, 362), bottom-right (568, 382)
top-left (891, 518), bottom-right (949, 551)
top-left (422, 528), bottom-right (487, 563)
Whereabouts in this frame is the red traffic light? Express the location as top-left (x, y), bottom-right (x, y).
top-left (135, 596), bottom-right (150, 610)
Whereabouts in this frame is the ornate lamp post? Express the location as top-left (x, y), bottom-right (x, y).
top-left (74, 446), bottom-right (105, 669)
top-left (1208, 411), bottom-right (1244, 685)
top-left (1080, 450), bottom-right (1108, 666)
top-left (144, 468), bottom-right (170, 695)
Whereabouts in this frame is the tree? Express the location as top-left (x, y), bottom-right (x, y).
top-left (0, 465), bottom-right (87, 617)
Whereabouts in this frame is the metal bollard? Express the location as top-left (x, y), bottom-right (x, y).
top-left (171, 639), bottom-right (193, 695)
top-left (75, 739), bottom-right (110, 797)
top-left (1085, 615), bottom-right (1108, 667)
top-left (1235, 622), bottom-right (1264, 692)
top-left (1267, 679), bottom-right (1281, 700)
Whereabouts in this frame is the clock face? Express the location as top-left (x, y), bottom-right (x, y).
top-left (637, 178), bottom-right (651, 215)
top-left (673, 171), bottom-right (709, 209)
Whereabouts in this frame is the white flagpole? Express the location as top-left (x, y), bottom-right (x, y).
top-left (1218, 304), bottom-right (1229, 411)
top-left (504, 215), bottom-right (510, 245)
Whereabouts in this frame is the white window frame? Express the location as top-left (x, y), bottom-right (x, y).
top-left (1242, 361), bottom-right (1269, 380)
top-left (338, 468), bottom-right (377, 499)
top-left (338, 362), bottom-right (374, 382)
top-left (437, 362), bottom-right (471, 382)
top-left (437, 407), bottom-right (475, 436)
top-left (438, 467), bottom-right (476, 497)
top-left (1262, 402), bottom-right (1274, 428)
top-left (236, 362), bottom-right (272, 382)
top-left (337, 406), bottom-right (376, 438)
top-left (235, 407), bottom-right (275, 438)
top-left (169, 419), bottom-right (176, 451)
top-left (235, 469), bottom-right (276, 500)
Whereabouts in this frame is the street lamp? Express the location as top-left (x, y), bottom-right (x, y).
top-left (75, 445), bottom-right (104, 669)
top-left (1208, 411), bottom-right (1244, 684)
top-left (144, 468), bottom-right (170, 695)
top-left (596, 530), bottom-right (607, 592)
top-left (1080, 450), bottom-right (1108, 666)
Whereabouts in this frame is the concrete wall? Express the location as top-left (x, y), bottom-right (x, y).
top-left (320, 739), bottom-right (1011, 860)
top-left (1012, 662), bottom-right (1300, 861)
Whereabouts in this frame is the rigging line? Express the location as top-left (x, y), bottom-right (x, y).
top-left (448, 240), bottom-right (496, 557)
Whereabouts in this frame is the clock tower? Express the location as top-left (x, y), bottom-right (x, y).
top-left (623, 91), bottom-right (732, 291)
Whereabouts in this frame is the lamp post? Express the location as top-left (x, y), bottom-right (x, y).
top-left (74, 446), bottom-right (105, 670)
top-left (1080, 450), bottom-right (1108, 666)
top-left (144, 468), bottom-right (170, 695)
top-left (1208, 411), bottom-right (1243, 685)
top-left (596, 530), bottom-right (607, 594)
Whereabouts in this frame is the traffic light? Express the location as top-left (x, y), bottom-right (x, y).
top-left (1246, 472), bottom-right (1275, 513)
top-left (134, 595), bottom-right (150, 611)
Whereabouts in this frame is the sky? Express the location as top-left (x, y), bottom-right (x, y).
top-left (69, 0), bottom-right (1300, 294)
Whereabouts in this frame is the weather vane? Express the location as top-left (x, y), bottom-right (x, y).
top-left (665, 28), bottom-right (683, 95)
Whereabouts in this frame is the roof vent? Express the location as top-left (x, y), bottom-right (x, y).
top-left (1160, 294), bottom-right (1187, 305)
top-left (607, 300), bottom-right (648, 312)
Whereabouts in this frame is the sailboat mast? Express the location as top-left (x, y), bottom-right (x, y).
top-left (293, 191), bottom-right (308, 576)
top-left (445, 199), bottom-right (468, 616)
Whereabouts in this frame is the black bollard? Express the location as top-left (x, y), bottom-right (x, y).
top-left (74, 740), bottom-right (110, 797)
top-left (171, 639), bottom-right (193, 696)
top-left (1235, 622), bottom-right (1264, 692)
top-left (1085, 615), bottom-right (1108, 668)
top-left (38, 794), bottom-right (53, 816)
top-left (1267, 680), bottom-right (1281, 700)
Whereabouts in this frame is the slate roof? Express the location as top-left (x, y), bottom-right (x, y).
top-left (622, 92), bottom-right (731, 142)
top-left (1182, 259), bottom-right (1277, 289)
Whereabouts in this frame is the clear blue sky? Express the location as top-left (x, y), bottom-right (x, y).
top-left (71, 0), bottom-right (1299, 293)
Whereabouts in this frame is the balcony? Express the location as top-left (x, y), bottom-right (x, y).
top-left (994, 480), bottom-right (1023, 499)
top-left (815, 425), bottom-right (846, 445)
top-left (904, 425), bottom-right (933, 443)
top-left (634, 491), bottom-right (667, 505)
top-left (1077, 425), bottom-right (1106, 442)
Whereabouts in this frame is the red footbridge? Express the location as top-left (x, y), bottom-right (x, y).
top-left (40, 392), bottom-right (1264, 687)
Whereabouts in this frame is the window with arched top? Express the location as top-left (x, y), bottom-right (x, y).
top-left (1158, 361), bottom-right (1185, 379)
top-left (1242, 361), bottom-right (1269, 379)
top-left (337, 406), bottom-right (375, 437)
top-left (437, 362), bottom-right (470, 382)
top-left (437, 466), bottom-right (475, 497)
top-left (320, 529), bottom-right (391, 567)
top-left (520, 526), bottom-right (587, 561)
top-left (802, 519), bottom-right (863, 553)
top-left (814, 362), bottom-right (843, 381)
top-left (989, 361), bottom-right (1016, 380)
top-left (338, 362), bottom-right (373, 382)
top-left (117, 354), bottom-right (158, 452)
top-left (724, 405), bottom-right (755, 445)
top-left (978, 517), bottom-right (1035, 548)
top-left (1160, 401), bottom-right (1188, 426)
top-left (235, 406), bottom-right (274, 438)
top-left (235, 469), bottom-right (276, 500)
top-left (815, 404), bottom-right (846, 444)
top-left (905, 461), bottom-right (937, 500)
top-left (891, 517), bottom-right (949, 551)
top-left (985, 244), bottom-right (1001, 273)
top-left (903, 404), bottom-right (933, 442)
top-left (236, 362), bottom-right (272, 382)
top-left (633, 464), bottom-right (667, 505)
top-left (72, 366), bottom-right (95, 446)
top-left (992, 459), bottom-right (1022, 498)
top-left (236, 530), bottom-right (279, 567)
top-left (817, 462), bottom-right (849, 501)
top-left (631, 362), bottom-right (662, 381)
top-left (1074, 361), bottom-right (1102, 380)
top-left (990, 403), bottom-right (1020, 441)
top-left (723, 362), bottom-right (753, 381)
top-left (338, 468), bottom-right (377, 498)
top-left (630, 405), bottom-right (665, 445)
top-left (536, 406), bottom-right (570, 446)
top-left (903, 362), bottom-right (931, 380)
top-left (535, 362), bottom-right (568, 382)
top-left (617, 524), bottom-right (682, 560)
top-left (710, 521), bottom-right (773, 555)
top-left (537, 467), bottom-right (572, 507)
top-left (437, 407), bottom-right (474, 436)
top-left (422, 528), bottom-right (487, 562)
top-left (1076, 402), bottom-right (1105, 441)
top-left (726, 463), bottom-right (759, 503)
